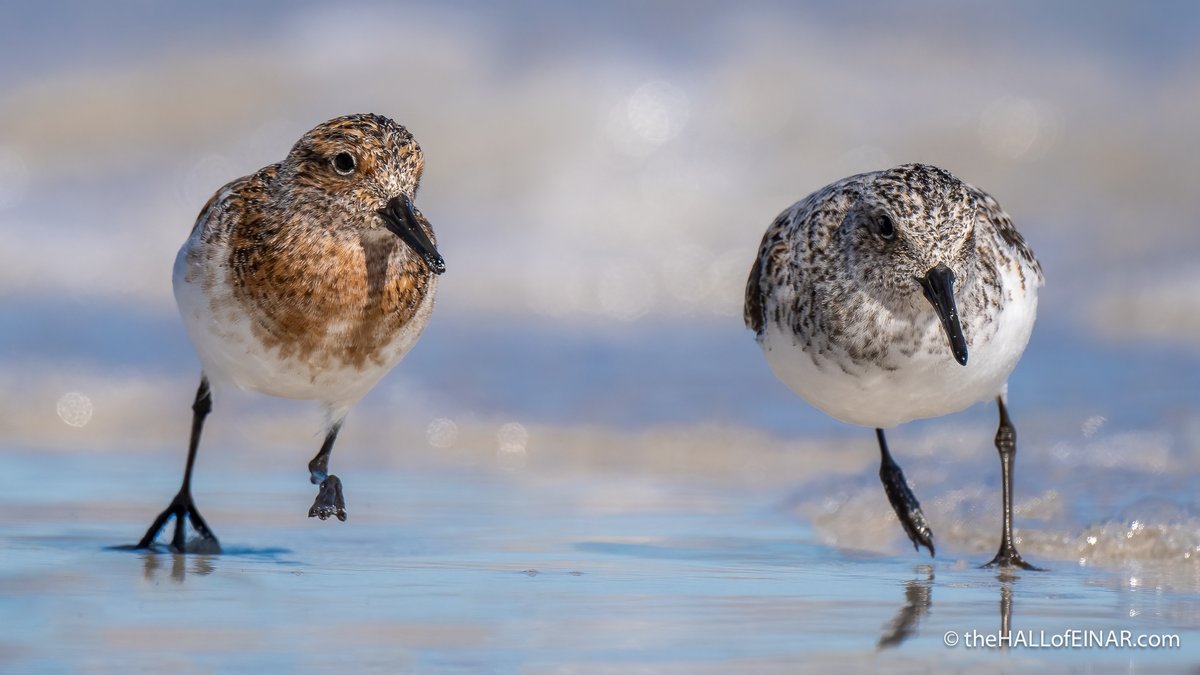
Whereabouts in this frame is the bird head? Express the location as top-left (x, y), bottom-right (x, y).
top-left (840, 163), bottom-right (979, 365)
top-left (278, 113), bottom-right (445, 275)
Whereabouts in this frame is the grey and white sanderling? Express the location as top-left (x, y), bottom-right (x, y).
top-left (745, 163), bottom-right (1043, 568)
top-left (133, 113), bottom-right (446, 552)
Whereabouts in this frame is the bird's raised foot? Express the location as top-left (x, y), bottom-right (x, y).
top-left (982, 545), bottom-right (1043, 571)
top-left (308, 475), bottom-right (347, 522)
top-left (879, 462), bottom-right (935, 558)
top-left (132, 490), bottom-right (221, 553)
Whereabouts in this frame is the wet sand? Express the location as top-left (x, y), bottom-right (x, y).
top-left (2, 444), bottom-right (1197, 673)
top-left (3, 314), bottom-right (1199, 673)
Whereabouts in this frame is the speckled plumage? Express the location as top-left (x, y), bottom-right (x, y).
top-left (744, 163), bottom-right (1044, 567)
top-left (745, 163), bottom-right (1042, 427)
top-left (135, 113), bottom-right (445, 551)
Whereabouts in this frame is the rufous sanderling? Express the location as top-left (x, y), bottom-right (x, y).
top-left (133, 113), bottom-right (445, 552)
top-left (744, 163), bottom-right (1043, 568)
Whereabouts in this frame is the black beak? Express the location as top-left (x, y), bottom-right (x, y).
top-left (916, 263), bottom-right (968, 366)
top-left (378, 195), bottom-right (446, 275)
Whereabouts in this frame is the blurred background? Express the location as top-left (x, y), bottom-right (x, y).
top-left (3, 0), bottom-right (1200, 565)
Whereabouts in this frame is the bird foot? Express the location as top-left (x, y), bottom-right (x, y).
top-left (131, 490), bottom-right (221, 553)
top-left (879, 462), bottom-right (935, 557)
top-left (308, 475), bottom-right (347, 522)
top-left (982, 544), bottom-right (1042, 571)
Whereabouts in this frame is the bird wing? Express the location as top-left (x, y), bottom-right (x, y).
top-left (744, 175), bottom-right (863, 337)
top-left (189, 165), bottom-right (278, 239)
top-left (744, 210), bottom-right (792, 336)
top-left (969, 185), bottom-right (1045, 287)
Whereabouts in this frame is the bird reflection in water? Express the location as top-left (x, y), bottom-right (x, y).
top-left (140, 551), bottom-right (216, 583)
top-left (998, 570), bottom-right (1016, 649)
top-left (878, 565), bottom-right (934, 648)
top-left (878, 566), bottom-right (1021, 649)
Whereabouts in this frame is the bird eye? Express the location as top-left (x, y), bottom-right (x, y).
top-left (873, 214), bottom-right (896, 240)
top-left (332, 152), bottom-right (356, 175)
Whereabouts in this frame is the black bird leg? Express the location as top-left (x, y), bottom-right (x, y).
top-left (983, 397), bottom-right (1041, 570)
top-left (877, 429), bottom-right (935, 557)
top-left (307, 420), bottom-right (346, 521)
top-left (135, 376), bottom-right (220, 552)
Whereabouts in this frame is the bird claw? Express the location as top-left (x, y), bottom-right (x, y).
top-left (982, 545), bottom-right (1042, 571)
top-left (133, 490), bottom-right (221, 553)
top-left (879, 462), bottom-right (935, 557)
top-left (308, 475), bottom-right (347, 522)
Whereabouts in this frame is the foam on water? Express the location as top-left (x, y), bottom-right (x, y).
top-left (793, 422), bottom-right (1200, 588)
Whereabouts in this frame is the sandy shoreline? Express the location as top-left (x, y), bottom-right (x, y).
top-left (3, 448), bottom-right (1198, 673)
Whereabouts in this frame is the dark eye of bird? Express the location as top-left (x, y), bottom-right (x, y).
top-left (874, 214), bottom-right (895, 240)
top-left (332, 152), bottom-right (356, 175)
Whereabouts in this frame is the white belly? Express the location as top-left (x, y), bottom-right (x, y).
top-left (761, 273), bottom-right (1037, 428)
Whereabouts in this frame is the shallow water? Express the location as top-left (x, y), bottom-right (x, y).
top-left (3, 450), bottom-right (1198, 673)
top-left (5, 308), bottom-right (1200, 672)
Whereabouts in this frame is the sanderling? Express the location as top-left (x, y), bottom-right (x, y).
top-left (133, 113), bottom-right (445, 552)
top-left (744, 163), bottom-right (1043, 568)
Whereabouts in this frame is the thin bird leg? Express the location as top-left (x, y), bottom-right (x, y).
top-left (135, 376), bottom-right (220, 552)
top-left (877, 429), bottom-right (935, 557)
top-left (983, 397), bottom-right (1041, 570)
top-left (308, 420), bottom-right (346, 522)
